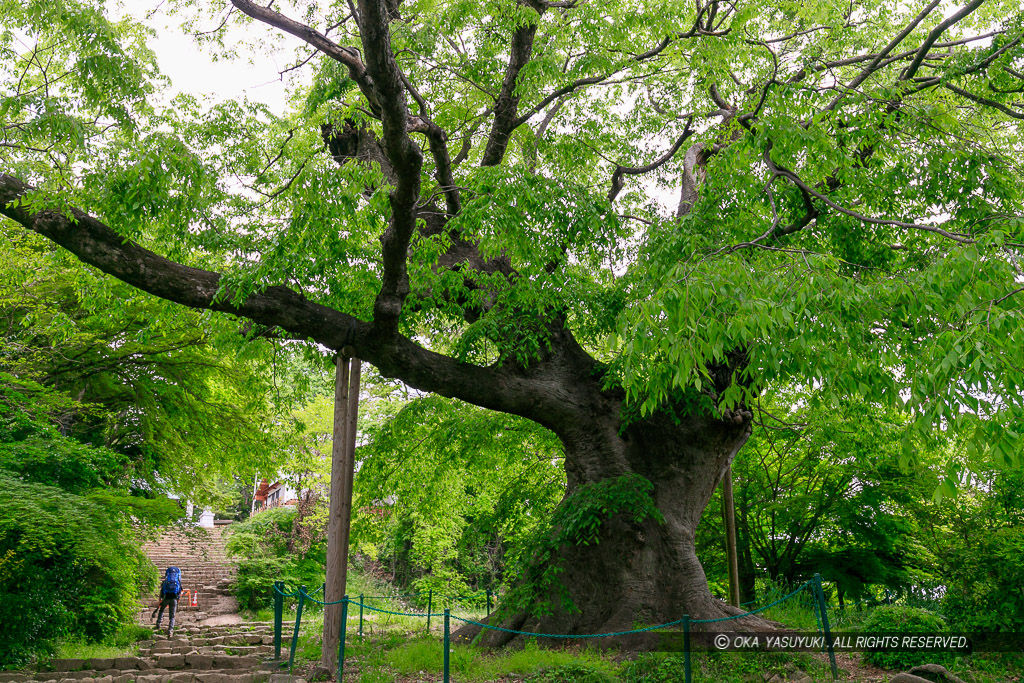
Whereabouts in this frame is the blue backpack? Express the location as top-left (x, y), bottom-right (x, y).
top-left (161, 567), bottom-right (182, 597)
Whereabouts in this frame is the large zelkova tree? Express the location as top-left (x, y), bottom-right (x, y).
top-left (2, 0), bottom-right (1024, 640)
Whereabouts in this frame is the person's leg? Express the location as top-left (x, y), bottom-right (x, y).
top-left (155, 595), bottom-right (167, 628)
top-left (167, 597), bottom-right (178, 636)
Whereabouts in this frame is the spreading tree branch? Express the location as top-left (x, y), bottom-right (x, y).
top-left (0, 173), bottom-right (571, 429)
top-left (481, 15), bottom-right (543, 167)
top-left (607, 117), bottom-right (694, 202)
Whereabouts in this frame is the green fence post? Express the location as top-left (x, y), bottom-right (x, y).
top-left (273, 581), bottom-right (283, 660)
top-left (427, 590), bottom-right (433, 633)
top-left (359, 594), bottom-right (364, 636)
top-left (682, 615), bottom-right (691, 683)
top-left (338, 596), bottom-right (349, 679)
top-left (814, 574), bottom-right (838, 681)
top-left (443, 608), bottom-right (451, 683)
top-left (486, 589), bottom-right (492, 617)
top-left (288, 585), bottom-right (307, 673)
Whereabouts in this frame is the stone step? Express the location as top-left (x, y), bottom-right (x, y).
top-left (39, 656), bottom-right (265, 675)
top-left (145, 628), bottom-right (277, 638)
top-left (146, 562), bottom-right (233, 566)
top-left (146, 560), bottom-right (232, 564)
top-left (160, 574), bottom-right (234, 577)
top-left (21, 670), bottom-right (274, 683)
top-left (147, 568), bottom-right (233, 573)
top-left (138, 646), bottom-right (274, 659)
top-left (144, 636), bottom-right (286, 650)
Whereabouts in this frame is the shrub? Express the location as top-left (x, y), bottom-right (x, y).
top-left (225, 507), bottom-right (326, 611)
top-left (940, 525), bottom-right (1024, 632)
top-left (619, 653), bottom-right (688, 683)
top-left (526, 662), bottom-right (619, 683)
top-left (860, 605), bottom-right (949, 670)
top-left (0, 474), bottom-right (151, 668)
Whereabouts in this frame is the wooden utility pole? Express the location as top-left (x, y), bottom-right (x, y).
top-left (321, 356), bottom-right (362, 670)
top-left (722, 464), bottom-right (741, 607)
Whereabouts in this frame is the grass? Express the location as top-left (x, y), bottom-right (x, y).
top-left (53, 641), bottom-right (134, 660)
top-left (347, 635), bottom-right (618, 682)
top-left (251, 570), bottom-right (1024, 682)
top-left (53, 624), bottom-right (153, 661)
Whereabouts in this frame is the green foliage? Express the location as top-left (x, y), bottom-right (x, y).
top-left (526, 662), bottom-right (618, 683)
top-left (4, 0), bottom-right (1024, 646)
top-left (926, 469), bottom-right (1024, 632)
top-left (0, 226), bottom-right (282, 504)
top-left (860, 606), bottom-right (949, 670)
top-left (0, 373), bottom-right (129, 493)
top-left (618, 654), bottom-right (689, 683)
top-left (226, 507), bottom-right (327, 611)
top-left (554, 473), bottom-right (664, 548)
top-left (355, 393), bottom-right (564, 603)
top-left (729, 397), bottom-right (931, 596)
top-left (0, 474), bottom-right (153, 668)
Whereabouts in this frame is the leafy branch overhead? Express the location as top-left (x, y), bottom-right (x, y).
top-left (2, 0), bottom-right (1024, 635)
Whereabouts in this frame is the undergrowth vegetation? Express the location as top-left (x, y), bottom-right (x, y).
top-left (263, 565), bottom-right (1023, 683)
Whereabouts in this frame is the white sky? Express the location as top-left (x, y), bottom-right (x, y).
top-left (130, 1), bottom-right (294, 113)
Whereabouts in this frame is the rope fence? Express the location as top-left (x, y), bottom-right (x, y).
top-left (269, 573), bottom-right (844, 683)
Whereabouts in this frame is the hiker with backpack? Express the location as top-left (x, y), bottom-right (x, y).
top-left (152, 566), bottom-right (182, 637)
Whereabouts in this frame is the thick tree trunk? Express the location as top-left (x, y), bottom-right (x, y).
top-left (463, 387), bottom-right (765, 647)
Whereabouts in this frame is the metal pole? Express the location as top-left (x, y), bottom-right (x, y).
top-left (273, 581), bottom-right (283, 660)
top-left (427, 590), bottom-right (433, 633)
top-left (814, 574), bottom-right (838, 680)
top-left (359, 594), bottom-right (364, 636)
top-left (443, 608), bottom-right (451, 683)
top-left (486, 589), bottom-right (492, 617)
top-left (337, 596), bottom-right (349, 679)
top-left (288, 586), bottom-right (307, 672)
top-left (682, 615), bottom-right (691, 683)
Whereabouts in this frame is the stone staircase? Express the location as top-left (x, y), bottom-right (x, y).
top-left (0, 623), bottom-right (294, 683)
top-left (0, 527), bottom-right (306, 683)
top-left (140, 527), bottom-right (239, 629)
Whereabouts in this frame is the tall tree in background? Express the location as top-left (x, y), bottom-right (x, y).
top-left (728, 397), bottom-right (933, 604)
top-left (353, 394), bottom-right (565, 597)
top-left (2, 0), bottom-right (1024, 638)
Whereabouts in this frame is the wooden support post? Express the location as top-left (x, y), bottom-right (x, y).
top-left (320, 357), bottom-right (362, 670)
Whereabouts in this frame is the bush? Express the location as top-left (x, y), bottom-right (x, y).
top-left (225, 507), bottom-right (326, 612)
top-left (860, 605), bottom-right (949, 670)
top-left (0, 474), bottom-right (151, 668)
top-left (940, 525), bottom-right (1024, 632)
top-left (619, 654), bottom-right (688, 683)
top-left (526, 662), bottom-right (619, 683)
